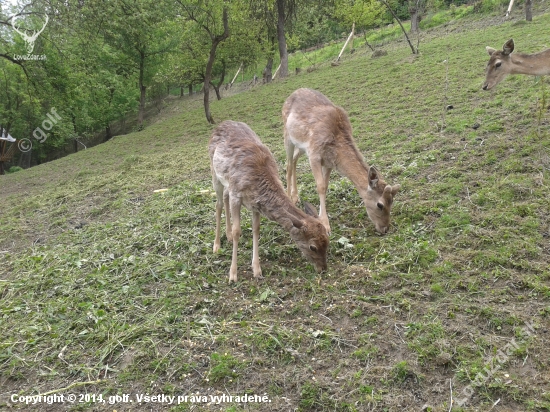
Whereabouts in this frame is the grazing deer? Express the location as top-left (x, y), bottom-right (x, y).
top-left (209, 120), bottom-right (329, 282)
top-left (283, 88), bottom-right (400, 235)
top-left (483, 39), bottom-right (550, 90)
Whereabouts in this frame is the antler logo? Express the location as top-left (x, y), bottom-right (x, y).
top-left (10, 13), bottom-right (49, 54)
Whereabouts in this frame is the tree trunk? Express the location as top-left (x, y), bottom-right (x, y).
top-left (0, 141), bottom-right (5, 175)
top-left (263, 57), bottom-right (273, 83)
top-left (210, 59), bottom-right (226, 101)
top-left (380, 0), bottom-right (417, 54)
top-left (525, 0), bottom-right (532, 21)
top-left (203, 7), bottom-right (229, 124)
top-left (410, 8), bottom-right (419, 32)
top-left (188, 84), bottom-right (193, 95)
top-left (180, 86), bottom-right (184, 97)
top-left (71, 113), bottom-right (78, 153)
top-left (276, 0), bottom-right (289, 78)
top-left (105, 124), bottom-right (112, 142)
top-left (138, 85), bottom-right (146, 127)
top-left (211, 83), bottom-right (221, 100)
top-left (138, 50), bottom-right (146, 127)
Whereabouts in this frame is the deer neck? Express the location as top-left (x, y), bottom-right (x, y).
top-left (335, 144), bottom-right (372, 199)
top-left (255, 181), bottom-right (305, 231)
top-left (510, 50), bottom-right (550, 76)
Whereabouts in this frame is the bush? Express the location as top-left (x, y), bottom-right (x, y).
top-left (7, 166), bottom-right (23, 174)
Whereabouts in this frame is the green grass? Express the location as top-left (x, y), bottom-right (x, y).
top-left (1, 5), bottom-right (550, 412)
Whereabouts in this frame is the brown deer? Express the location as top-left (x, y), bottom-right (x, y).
top-left (483, 39), bottom-right (550, 90)
top-left (209, 120), bottom-right (329, 282)
top-left (283, 88), bottom-right (400, 235)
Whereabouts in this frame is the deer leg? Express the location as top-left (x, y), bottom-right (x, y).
top-left (251, 210), bottom-right (263, 279)
top-left (223, 188), bottom-right (232, 243)
top-left (310, 158), bottom-right (331, 234)
top-left (213, 178), bottom-right (224, 253)
top-left (290, 148), bottom-right (302, 204)
top-left (228, 197), bottom-right (242, 283)
top-left (285, 136), bottom-right (300, 204)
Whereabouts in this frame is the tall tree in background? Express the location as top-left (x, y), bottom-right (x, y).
top-left (178, 0), bottom-right (230, 124)
top-left (100, 0), bottom-right (178, 128)
top-left (334, 0), bottom-right (384, 50)
top-left (525, 0), bottom-right (532, 21)
top-left (409, 0), bottom-right (425, 33)
top-left (275, 0), bottom-right (289, 78)
top-left (251, 0), bottom-right (299, 80)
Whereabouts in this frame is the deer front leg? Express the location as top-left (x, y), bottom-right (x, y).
top-left (310, 158), bottom-right (331, 234)
top-left (251, 210), bottom-right (263, 279)
top-left (285, 137), bottom-right (299, 204)
top-left (229, 197), bottom-right (242, 283)
top-left (213, 179), bottom-right (224, 253)
top-left (290, 148), bottom-right (302, 204)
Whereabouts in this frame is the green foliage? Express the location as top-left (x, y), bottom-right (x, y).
top-left (208, 353), bottom-right (243, 382)
top-left (6, 166), bottom-right (23, 174)
top-left (333, 0), bottom-right (385, 31)
top-left (391, 361), bottom-right (412, 383)
top-left (420, 5), bottom-right (475, 29)
top-left (478, 0), bottom-right (510, 13)
top-left (288, 4), bottom-right (347, 51)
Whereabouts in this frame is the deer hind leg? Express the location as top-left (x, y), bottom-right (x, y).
top-left (251, 210), bottom-right (263, 279)
top-left (310, 158), bottom-right (332, 234)
top-left (228, 196), bottom-right (242, 283)
top-left (223, 188), bottom-right (232, 243)
top-left (213, 178), bottom-right (225, 253)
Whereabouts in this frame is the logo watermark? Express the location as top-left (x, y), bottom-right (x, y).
top-left (18, 138), bottom-right (32, 153)
top-left (17, 108), bottom-right (62, 153)
top-left (10, 12), bottom-right (48, 60)
top-left (454, 320), bottom-right (536, 407)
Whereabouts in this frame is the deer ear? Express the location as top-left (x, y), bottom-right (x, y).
top-left (391, 184), bottom-right (401, 197)
top-left (502, 39), bottom-right (514, 55)
top-left (289, 216), bottom-right (304, 229)
top-left (486, 46), bottom-right (497, 56)
top-left (303, 201), bottom-right (319, 218)
top-left (368, 166), bottom-right (379, 189)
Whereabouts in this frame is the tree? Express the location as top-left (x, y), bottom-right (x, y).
top-left (275, 0), bottom-right (289, 78)
top-left (409, 0), bottom-right (425, 33)
top-left (178, 0), bottom-right (230, 124)
top-left (379, 0), bottom-right (418, 54)
top-left (525, 0), bottom-right (532, 21)
top-left (251, 0), bottom-right (302, 80)
top-left (334, 0), bottom-right (384, 51)
top-left (98, 0), bottom-right (178, 128)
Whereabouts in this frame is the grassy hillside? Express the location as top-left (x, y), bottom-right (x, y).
top-left (1, 8), bottom-right (550, 412)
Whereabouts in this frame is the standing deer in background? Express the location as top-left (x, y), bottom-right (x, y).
top-left (283, 88), bottom-right (400, 235)
top-left (483, 39), bottom-right (550, 90)
top-left (209, 120), bottom-right (329, 282)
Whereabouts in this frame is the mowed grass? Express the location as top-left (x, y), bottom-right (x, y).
top-left (1, 8), bottom-right (550, 412)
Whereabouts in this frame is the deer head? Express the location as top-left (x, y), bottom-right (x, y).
top-left (364, 166), bottom-right (401, 235)
top-left (11, 13), bottom-right (49, 55)
top-left (483, 39), bottom-right (515, 90)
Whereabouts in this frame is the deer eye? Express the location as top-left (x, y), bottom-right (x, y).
top-left (495, 61), bottom-right (502, 68)
top-left (377, 202), bottom-right (384, 210)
